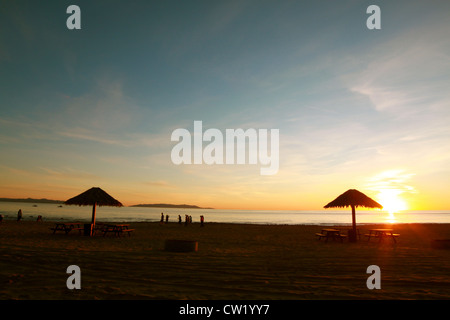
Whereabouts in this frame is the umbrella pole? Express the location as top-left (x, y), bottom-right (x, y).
top-left (91, 203), bottom-right (97, 236)
top-left (350, 205), bottom-right (357, 242)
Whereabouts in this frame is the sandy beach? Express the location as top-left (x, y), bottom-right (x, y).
top-left (1, 220), bottom-right (450, 300)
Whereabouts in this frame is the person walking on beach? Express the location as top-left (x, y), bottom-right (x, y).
top-left (178, 215), bottom-right (182, 224)
top-left (17, 209), bottom-right (22, 222)
top-left (160, 212), bottom-right (164, 223)
top-left (165, 214), bottom-right (169, 224)
top-left (200, 215), bottom-right (204, 227)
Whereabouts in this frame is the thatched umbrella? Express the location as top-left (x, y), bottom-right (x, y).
top-left (324, 189), bottom-right (382, 242)
top-left (65, 187), bottom-right (123, 236)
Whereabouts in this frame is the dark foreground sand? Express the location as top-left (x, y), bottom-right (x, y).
top-left (0, 221), bottom-right (449, 300)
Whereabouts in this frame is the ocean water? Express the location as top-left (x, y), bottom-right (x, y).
top-left (1, 201), bottom-right (450, 225)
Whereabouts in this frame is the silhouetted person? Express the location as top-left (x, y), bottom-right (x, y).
top-left (160, 212), bottom-right (164, 223)
top-left (178, 215), bottom-right (182, 224)
top-left (37, 215), bottom-right (43, 222)
top-left (0, 214), bottom-right (3, 223)
top-left (17, 209), bottom-right (22, 222)
top-left (200, 215), bottom-right (204, 227)
top-left (165, 214), bottom-right (169, 224)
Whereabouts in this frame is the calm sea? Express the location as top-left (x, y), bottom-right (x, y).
top-left (1, 201), bottom-right (450, 225)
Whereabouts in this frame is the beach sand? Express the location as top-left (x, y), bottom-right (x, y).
top-left (0, 221), bottom-right (450, 300)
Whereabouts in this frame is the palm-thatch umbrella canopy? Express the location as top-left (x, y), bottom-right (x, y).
top-left (324, 189), bottom-right (382, 242)
top-left (65, 187), bottom-right (123, 236)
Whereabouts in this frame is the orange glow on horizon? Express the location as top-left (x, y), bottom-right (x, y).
top-left (1, 184), bottom-right (449, 211)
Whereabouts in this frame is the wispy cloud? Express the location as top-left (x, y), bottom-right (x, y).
top-left (57, 79), bottom-right (138, 129)
top-left (58, 129), bottom-right (130, 146)
top-left (0, 164), bottom-right (30, 176)
top-left (38, 167), bottom-right (101, 181)
top-left (347, 21), bottom-right (450, 118)
top-left (58, 127), bottom-right (169, 150)
top-left (143, 180), bottom-right (175, 188)
top-left (365, 169), bottom-right (416, 193)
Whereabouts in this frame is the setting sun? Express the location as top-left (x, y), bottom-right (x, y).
top-left (377, 189), bottom-right (408, 214)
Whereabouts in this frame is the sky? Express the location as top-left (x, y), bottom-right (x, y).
top-left (1, 0), bottom-right (449, 210)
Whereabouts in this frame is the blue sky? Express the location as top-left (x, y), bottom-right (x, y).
top-left (1, 0), bottom-right (449, 210)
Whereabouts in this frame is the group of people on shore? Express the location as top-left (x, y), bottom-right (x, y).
top-left (160, 212), bottom-right (205, 227)
top-left (0, 209), bottom-right (42, 223)
top-left (0, 209), bottom-right (22, 223)
top-left (2, 208), bottom-right (201, 226)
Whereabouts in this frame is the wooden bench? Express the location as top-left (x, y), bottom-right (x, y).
top-left (364, 233), bottom-right (400, 238)
top-left (120, 228), bottom-right (134, 236)
top-left (365, 230), bottom-right (400, 243)
top-left (315, 232), bottom-right (327, 240)
top-left (50, 227), bottom-right (65, 234)
top-left (101, 225), bottom-right (116, 237)
top-left (51, 223), bottom-right (82, 235)
top-left (102, 224), bottom-right (134, 237)
top-left (316, 230), bottom-right (347, 242)
top-left (337, 234), bottom-right (347, 241)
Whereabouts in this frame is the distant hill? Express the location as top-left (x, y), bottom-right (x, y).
top-left (0, 198), bottom-right (213, 209)
top-left (131, 203), bottom-right (213, 209)
top-left (0, 197), bottom-right (64, 204)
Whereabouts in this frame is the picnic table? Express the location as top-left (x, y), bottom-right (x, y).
top-left (365, 229), bottom-right (400, 243)
top-left (315, 228), bottom-right (347, 242)
top-left (101, 224), bottom-right (134, 237)
top-left (51, 222), bottom-right (83, 235)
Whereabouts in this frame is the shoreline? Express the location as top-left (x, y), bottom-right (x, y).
top-left (3, 215), bottom-right (450, 226)
top-left (2, 201), bottom-right (450, 226)
top-left (1, 221), bottom-right (450, 299)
